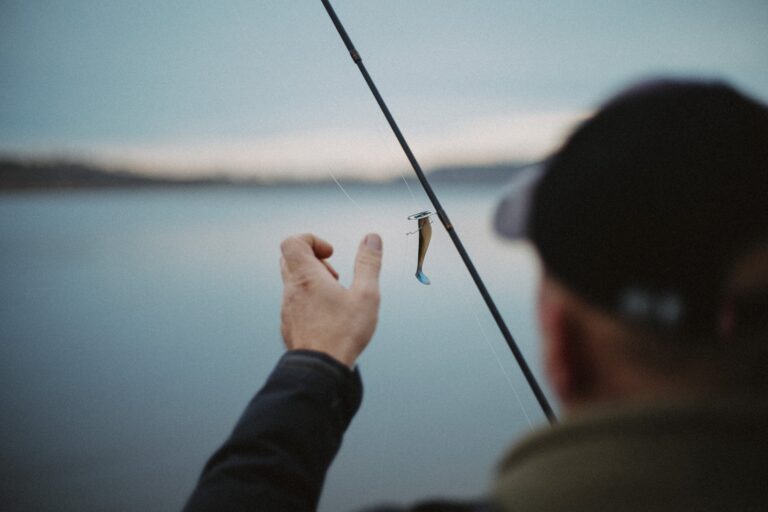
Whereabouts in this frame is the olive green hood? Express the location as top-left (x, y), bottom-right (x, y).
top-left (494, 397), bottom-right (768, 511)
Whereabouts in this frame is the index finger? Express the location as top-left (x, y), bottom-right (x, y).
top-left (280, 234), bottom-right (334, 273)
top-left (295, 233), bottom-right (334, 259)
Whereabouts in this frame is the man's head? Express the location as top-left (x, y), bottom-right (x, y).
top-left (495, 78), bottom-right (768, 410)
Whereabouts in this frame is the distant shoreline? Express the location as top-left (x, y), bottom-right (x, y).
top-left (0, 159), bottom-right (539, 191)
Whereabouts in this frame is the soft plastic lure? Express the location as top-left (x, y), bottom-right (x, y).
top-left (407, 210), bottom-right (434, 285)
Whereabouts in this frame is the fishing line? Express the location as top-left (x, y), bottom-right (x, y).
top-left (438, 218), bottom-right (536, 429)
top-left (468, 305), bottom-right (535, 430)
top-left (327, 168), bottom-right (366, 213)
top-left (398, 169), bottom-right (419, 204)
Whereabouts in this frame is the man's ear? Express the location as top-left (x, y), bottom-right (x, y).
top-left (538, 278), bottom-right (595, 409)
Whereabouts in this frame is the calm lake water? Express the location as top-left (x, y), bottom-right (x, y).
top-left (0, 183), bottom-right (554, 511)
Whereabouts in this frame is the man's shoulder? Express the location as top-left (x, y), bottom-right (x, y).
top-left (494, 397), bottom-right (768, 511)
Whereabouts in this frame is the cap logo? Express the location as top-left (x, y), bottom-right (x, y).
top-left (618, 288), bottom-right (683, 327)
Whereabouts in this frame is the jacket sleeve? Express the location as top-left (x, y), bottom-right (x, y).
top-left (182, 349), bottom-right (363, 512)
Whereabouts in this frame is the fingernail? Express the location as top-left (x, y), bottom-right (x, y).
top-left (366, 233), bottom-right (382, 251)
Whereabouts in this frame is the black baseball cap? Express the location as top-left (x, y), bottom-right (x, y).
top-left (494, 79), bottom-right (768, 340)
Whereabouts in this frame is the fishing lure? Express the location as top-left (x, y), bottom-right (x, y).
top-left (407, 210), bottom-right (434, 285)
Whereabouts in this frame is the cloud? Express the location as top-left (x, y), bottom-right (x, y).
top-left (3, 110), bottom-right (587, 181)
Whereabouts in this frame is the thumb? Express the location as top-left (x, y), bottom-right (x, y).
top-left (352, 233), bottom-right (383, 294)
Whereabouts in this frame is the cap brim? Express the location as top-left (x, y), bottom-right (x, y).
top-left (493, 164), bottom-right (544, 240)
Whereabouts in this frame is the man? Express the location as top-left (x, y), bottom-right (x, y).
top-left (183, 79), bottom-right (768, 511)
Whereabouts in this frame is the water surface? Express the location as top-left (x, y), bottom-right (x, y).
top-left (0, 184), bottom-right (552, 511)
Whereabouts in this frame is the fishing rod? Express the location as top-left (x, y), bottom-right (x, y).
top-left (320, 0), bottom-right (556, 424)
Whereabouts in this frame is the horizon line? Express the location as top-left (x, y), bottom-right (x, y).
top-left (0, 110), bottom-right (587, 181)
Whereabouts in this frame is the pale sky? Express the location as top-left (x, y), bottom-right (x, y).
top-left (1, 1), bottom-right (767, 180)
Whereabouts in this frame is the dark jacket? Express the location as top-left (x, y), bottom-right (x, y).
top-left (182, 350), bottom-right (489, 512)
top-left (183, 350), bottom-right (768, 511)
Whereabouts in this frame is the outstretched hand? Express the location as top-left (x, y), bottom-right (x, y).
top-left (279, 233), bottom-right (383, 368)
